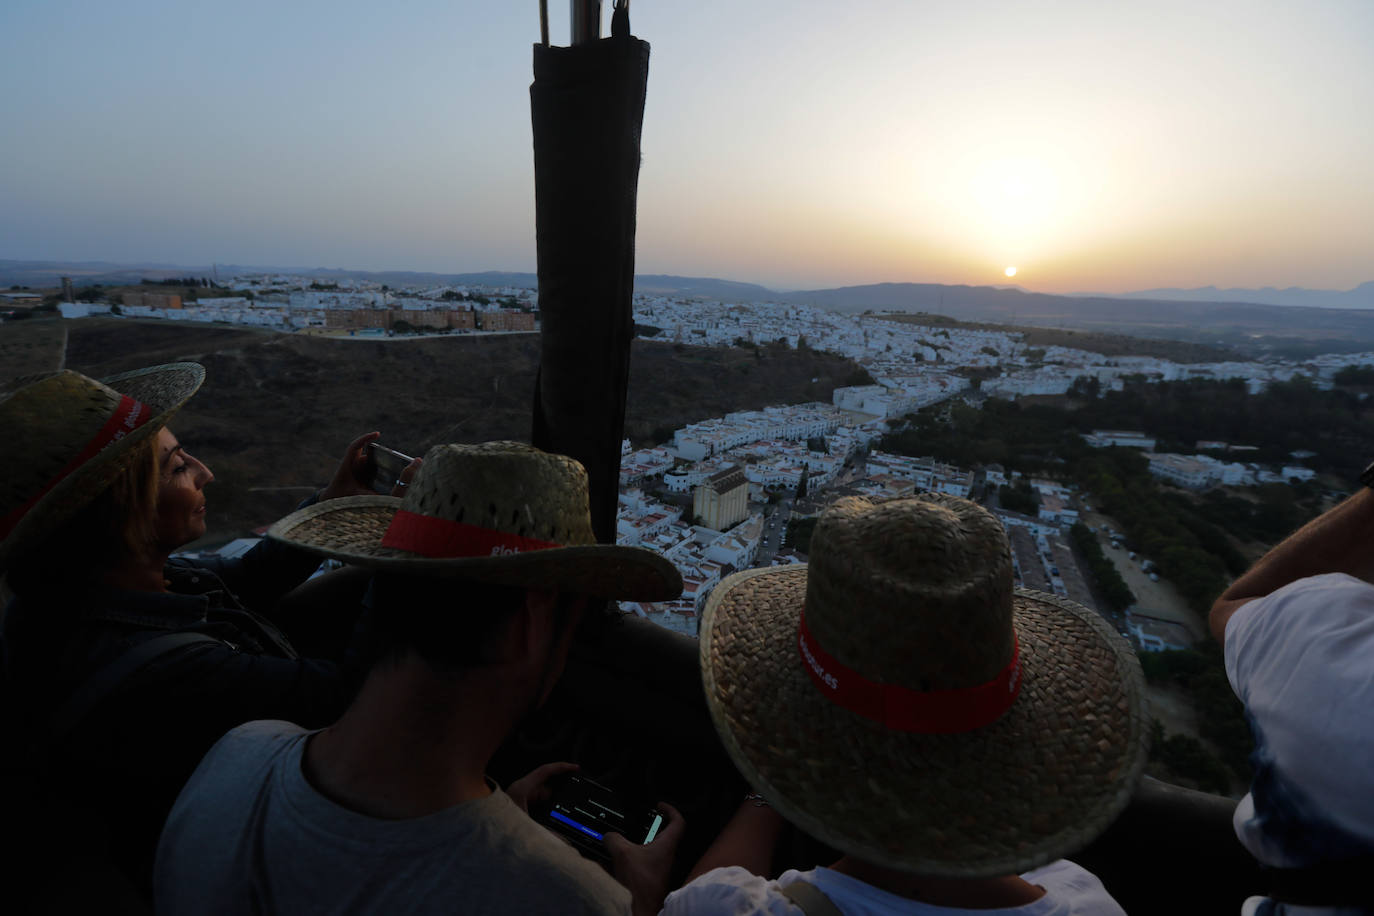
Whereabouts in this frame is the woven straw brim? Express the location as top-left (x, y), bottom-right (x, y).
top-left (0, 362), bottom-right (205, 568)
top-left (700, 566), bottom-right (1148, 878)
top-left (267, 496), bottom-right (683, 602)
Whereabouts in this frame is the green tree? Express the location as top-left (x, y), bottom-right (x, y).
top-left (784, 516), bottom-right (818, 553)
top-left (999, 481), bottom-right (1038, 515)
top-left (1069, 523), bottom-right (1135, 611)
top-left (1334, 364), bottom-right (1374, 385)
top-left (1139, 647), bottom-right (1252, 781)
top-left (1069, 375), bottom-right (1102, 399)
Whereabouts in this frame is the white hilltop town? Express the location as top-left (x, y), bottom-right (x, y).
top-left (53, 273), bottom-right (538, 335)
top-left (79, 275), bottom-right (1374, 647)
top-left (615, 296), bottom-right (1374, 640)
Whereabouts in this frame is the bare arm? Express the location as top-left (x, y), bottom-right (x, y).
top-left (684, 797), bottom-right (786, 884)
top-left (1210, 487), bottom-right (1374, 646)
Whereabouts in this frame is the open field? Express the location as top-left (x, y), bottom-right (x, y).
top-left (0, 317), bottom-right (67, 377)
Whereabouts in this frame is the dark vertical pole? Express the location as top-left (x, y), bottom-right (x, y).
top-left (529, 23), bottom-right (648, 545)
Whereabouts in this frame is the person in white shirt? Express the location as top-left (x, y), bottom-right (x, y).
top-left (1211, 486), bottom-right (1374, 915)
top-left (666, 494), bottom-right (1147, 915)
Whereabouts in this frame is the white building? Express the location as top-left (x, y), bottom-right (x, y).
top-left (1083, 430), bottom-right (1157, 451)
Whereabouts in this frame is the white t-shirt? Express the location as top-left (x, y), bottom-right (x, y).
top-left (155, 720), bottom-right (630, 915)
top-left (1225, 573), bottom-right (1374, 916)
top-left (661, 861), bottom-right (1125, 915)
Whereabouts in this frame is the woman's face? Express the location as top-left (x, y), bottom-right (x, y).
top-left (154, 427), bottom-right (214, 551)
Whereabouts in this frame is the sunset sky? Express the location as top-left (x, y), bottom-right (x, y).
top-left (1, 1), bottom-right (1370, 294)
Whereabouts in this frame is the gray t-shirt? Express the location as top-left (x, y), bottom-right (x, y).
top-left (155, 720), bottom-right (631, 915)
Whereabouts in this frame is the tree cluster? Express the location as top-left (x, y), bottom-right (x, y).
top-left (1068, 522), bottom-right (1135, 611)
top-left (1080, 376), bottom-right (1374, 483)
top-left (784, 516), bottom-right (817, 553)
top-left (1334, 364), bottom-right (1374, 386)
top-left (1075, 449), bottom-right (1237, 617)
top-left (1189, 486), bottom-right (1314, 545)
top-left (998, 480), bottom-right (1038, 515)
top-left (879, 387), bottom-right (1333, 619)
top-left (141, 276), bottom-right (213, 287)
top-left (1140, 646), bottom-right (1252, 784)
top-left (1148, 720), bottom-right (1233, 795)
top-left (1068, 375), bottom-right (1101, 399)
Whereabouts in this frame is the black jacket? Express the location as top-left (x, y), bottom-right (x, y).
top-left (1, 534), bottom-right (355, 891)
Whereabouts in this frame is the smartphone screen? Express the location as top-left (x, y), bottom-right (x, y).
top-left (539, 775), bottom-right (663, 860)
top-left (367, 442), bottom-right (413, 494)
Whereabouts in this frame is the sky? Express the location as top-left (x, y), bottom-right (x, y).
top-left (1, 1), bottom-right (1371, 294)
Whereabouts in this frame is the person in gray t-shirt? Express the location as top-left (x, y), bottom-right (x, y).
top-left (155, 443), bottom-right (687, 915)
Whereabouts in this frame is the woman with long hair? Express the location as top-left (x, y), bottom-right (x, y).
top-left (0, 362), bottom-right (415, 905)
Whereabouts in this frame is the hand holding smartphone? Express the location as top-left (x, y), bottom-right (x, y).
top-left (366, 442), bottom-right (414, 495)
top-left (534, 774), bottom-right (665, 864)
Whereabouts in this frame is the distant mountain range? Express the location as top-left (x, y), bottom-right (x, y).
top-left (1078, 282), bottom-right (1374, 310)
top-left (771, 281), bottom-right (1374, 355)
top-left (4, 258), bottom-right (1368, 310)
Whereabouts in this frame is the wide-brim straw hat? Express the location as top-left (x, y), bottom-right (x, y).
top-left (268, 441), bottom-right (682, 601)
top-left (0, 363), bottom-right (206, 568)
top-left (700, 494), bottom-right (1147, 878)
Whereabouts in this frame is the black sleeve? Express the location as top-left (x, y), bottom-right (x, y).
top-left (171, 495), bottom-right (326, 612)
top-left (135, 638), bottom-right (350, 731)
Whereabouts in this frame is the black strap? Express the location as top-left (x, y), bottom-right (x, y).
top-left (779, 880), bottom-right (844, 916)
top-left (611, 0), bottom-right (630, 39)
top-left (48, 631), bottom-right (222, 741)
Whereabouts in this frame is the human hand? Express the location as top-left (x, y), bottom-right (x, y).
top-left (319, 432), bottom-right (421, 501)
top-left (507, 761), bottom-right (579, 814)
top-left (319, 431), bottom-right (380, 501)
top-left (605, 803), bottom-right (685, 916)
top-left (388, 455), bottom-right (422, 498)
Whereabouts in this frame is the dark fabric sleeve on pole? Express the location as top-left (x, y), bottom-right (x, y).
top-left (529, 36), bottom-right (649, 545)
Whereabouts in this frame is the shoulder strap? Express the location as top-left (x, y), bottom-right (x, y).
top-left (48, 631), bottom-right (222, 741)
top-left (779, 880), bottom-right (844, 916)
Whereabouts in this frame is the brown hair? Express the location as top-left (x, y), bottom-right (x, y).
top-left (7, 433), bottom-right (161, 593)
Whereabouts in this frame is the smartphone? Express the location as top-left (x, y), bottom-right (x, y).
top-left (367, 442), bottom-right (414, 494)
top-left (535, 775), bottom-right (665, 864)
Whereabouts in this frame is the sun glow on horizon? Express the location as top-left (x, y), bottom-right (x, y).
top-left (1004, 266), bottom-right (1017, 278)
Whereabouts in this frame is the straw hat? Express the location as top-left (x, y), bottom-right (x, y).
top-left (700, 494), bottom-right (1147, 878)
top-left (0, 363), bottom-right (206, 568)
top-left (267, 441), bottom-right (682, 601)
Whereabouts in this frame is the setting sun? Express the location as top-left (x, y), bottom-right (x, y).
top-left (1004, 266), bottom-right (1017, 278)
